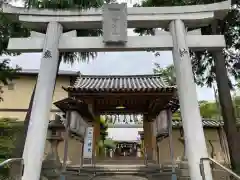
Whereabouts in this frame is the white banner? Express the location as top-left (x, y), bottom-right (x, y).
top-left (83, 127), bottom-right (94, 159)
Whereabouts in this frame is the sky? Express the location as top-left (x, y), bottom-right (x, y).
top-left (2, 0), bottom-right (217, 141)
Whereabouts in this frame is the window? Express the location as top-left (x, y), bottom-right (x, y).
top-left (51, 130), bottom-right (57, 135)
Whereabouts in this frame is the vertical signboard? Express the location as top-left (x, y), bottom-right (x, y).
top-left (83, 127), bottom-right (94, 160)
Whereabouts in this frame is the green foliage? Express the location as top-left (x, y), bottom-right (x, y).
top-left (199, 100), bottom-right (219, 118)
top-left (0, 11), bottom-right (29, 56)
top-left (97, 116), bottom-right (109, 155)
top-left (172, 110), bottom-right (181, 120)
top-left (153, 62), bottom-right (226, 119)
top-left (99, 116), bottom-right (108, 141)
top-left (153, 63), bottom-right (176, 86)
top-left (135, 0), bottom-right (240, 88)
top-left (0, 59), bottom-right (21, 85)
top-left (0, 59), bottom-right (21, 101)
top-left (103, 138), bottom-right (116, 149)
top-left (232, 95), bottom-right (240, 118)
top-left (25, 0), bottom-right (106, 10)
top-left (0, 118), bottom-right (24, 177)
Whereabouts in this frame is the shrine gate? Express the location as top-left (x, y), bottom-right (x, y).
top-left (0, 1), bottom-right (230, 180)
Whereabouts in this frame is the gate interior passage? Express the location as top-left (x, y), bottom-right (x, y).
top-left (1, 1), bottom-right (230, 180)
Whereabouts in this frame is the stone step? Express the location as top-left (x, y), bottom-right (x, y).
top-left (63, 171), bottom-right (173, 180)
top-left (67, 164), bottom-right (162, 173)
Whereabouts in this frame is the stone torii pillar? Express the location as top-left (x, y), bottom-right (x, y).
top-left (170, 20), bottom-right (212, 180)
top-left (22, 22), bottom-right (63, 180)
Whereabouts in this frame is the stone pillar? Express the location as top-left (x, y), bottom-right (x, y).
top-left (169, 19), bottom-right (212, 180)
top-left (22, 22), bottom-right (63, 180)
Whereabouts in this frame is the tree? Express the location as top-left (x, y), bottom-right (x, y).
top-left (153, 63), bottom-right (176, 86)
top-left (100, 116), bottom-right (108, 142)
top-left (153, 64), bottom-right (224, 119)
top-left (0, 59), bottom-right (21, 101)
top-left (0, 118), bottom-right (23, 178)
top-left (98, 116), bottom-right (109, 156)
top-left (143, 0), bottom-right (240, 172)
top-left (199, 101), bottom-right (219, 119)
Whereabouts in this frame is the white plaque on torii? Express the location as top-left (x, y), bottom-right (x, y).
top-left (103, 3), bottom-right (127, 44)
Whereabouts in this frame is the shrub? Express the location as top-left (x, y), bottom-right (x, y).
top-left (0, 118), bottom-right (23, 178)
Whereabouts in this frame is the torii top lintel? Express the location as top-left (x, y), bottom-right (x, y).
top-left (1, 0), bottom-right (230, 31)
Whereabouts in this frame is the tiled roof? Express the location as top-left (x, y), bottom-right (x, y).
top-left (172, 119), bottom-right (224, 128)
top-left (18, 69), bottom-right (79, 76)
top-left (65, 74), bottom-right (176, 93)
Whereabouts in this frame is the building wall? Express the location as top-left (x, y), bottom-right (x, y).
top-left (0, 75), bottom-right (70, 120)
top-left (157, 128), bottom-right (226, 164)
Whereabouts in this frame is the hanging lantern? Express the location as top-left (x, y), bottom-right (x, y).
top-left (155, 109), bottom-right (170, 140)
top-left (70, 111), bottom-right (88, 138)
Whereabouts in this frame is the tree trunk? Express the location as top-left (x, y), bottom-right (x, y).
top-left (213, 51), bottom-right (240, 173)
top-left (211, 20), bottom-right (240, 173)
top-left (10, 59), bottom-right (61, 178)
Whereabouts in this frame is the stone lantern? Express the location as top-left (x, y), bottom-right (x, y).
top-left (41, 114), bottom-right (65, 180)
top-left (154, 109), bottom-right (171, 166)
top-left (178, 127), bottom-right (187, 161)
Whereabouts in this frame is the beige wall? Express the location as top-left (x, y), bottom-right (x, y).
top-left (0, 74), bottom-right (82, 164)
top-left (0, 75), bottom-right (70, 120)
top-left (157, 128), bottom-right (226, 164)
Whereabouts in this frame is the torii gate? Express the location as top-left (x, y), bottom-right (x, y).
top-left (1, 1), bottom-right (230, 180)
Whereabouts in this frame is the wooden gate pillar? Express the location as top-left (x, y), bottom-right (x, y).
top-left (151, 121), bottom-right (157, 161)
top-left (143, 115), bottom-right (157, 161)
top-left (143, 115), bottom-right (153, 160)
